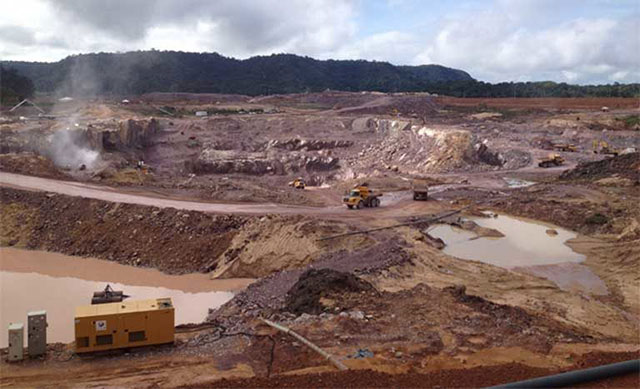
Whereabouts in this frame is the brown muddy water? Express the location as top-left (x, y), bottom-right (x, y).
top-left (428, 214), bottom-right (608, 296)
top-left (0, 248), bottom-right (254, 347)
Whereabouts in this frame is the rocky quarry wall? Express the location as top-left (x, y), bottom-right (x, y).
top-left (345, 118), bottom-right (514, 176)
top-left (97, 118), bottom-right (159, 151)
top-left (188, 148), bottom-right (340, 175)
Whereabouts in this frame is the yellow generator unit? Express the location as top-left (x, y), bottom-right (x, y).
top-left (74, 298), bottom-right (174, 353)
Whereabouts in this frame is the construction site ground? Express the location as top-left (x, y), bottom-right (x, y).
top-left (0, 92), bottom-right (639, 388)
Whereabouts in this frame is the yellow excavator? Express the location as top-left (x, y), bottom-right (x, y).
top-left (289, 178), bottom-right (306, 189)
top-left (592, 140), bottom-right (619, 156)
top-left (343, 183), bottom-right (382, 209)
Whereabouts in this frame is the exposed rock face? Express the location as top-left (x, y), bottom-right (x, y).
top-left (188, 149), bottom-right (339, 175)
top-left (100, 118), bottom-right (159, 151)
top-left (351, 117), bottom-right (412, 134)
top-left (265, 138), bottom-right (353, 151)
top-left (474, 143), bottom-right (504, 166)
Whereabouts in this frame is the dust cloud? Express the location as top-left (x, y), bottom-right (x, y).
top-left (45, 122), bottom-right (100, 169)
top-left (46, 59), bottom-right (102, 169)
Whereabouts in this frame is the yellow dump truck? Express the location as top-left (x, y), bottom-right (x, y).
top-left (538, 153), bottom-right (565, 168)
top-left (74, 298), bottom-right (174, 353)
top-left (412, 179), bottom-right (429, 201)
top-left (343, 184), bottom-right (382, 209)
top-left (553, 143), bottom-right (578, 152)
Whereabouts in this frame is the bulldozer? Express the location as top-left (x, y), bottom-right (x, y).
top-left (553, 143), bottom-right (578, 152)
top-left (288, 178), bottom-right (306, 189)
top-left (343, 183), bottom-right (382, 209)
top-left (592, 140), bottom-right (619, 156)
top-left (538, 153), bottom-right (565, 168)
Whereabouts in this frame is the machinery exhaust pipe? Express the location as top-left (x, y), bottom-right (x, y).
top-left (489, 359), bottom-right (639, 388)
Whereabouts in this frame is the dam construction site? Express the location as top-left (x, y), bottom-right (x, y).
top-left (1, 92), bottom-right (639, 387)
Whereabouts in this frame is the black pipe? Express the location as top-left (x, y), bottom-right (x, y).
top-left (489, 359), bottom-right (639, 388)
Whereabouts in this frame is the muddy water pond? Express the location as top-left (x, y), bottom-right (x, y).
top-left (428, 214), bottom-right (607, 295)
top-left (0, 248), bottom-right (254, 347)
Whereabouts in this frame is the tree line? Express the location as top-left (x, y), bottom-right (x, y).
top-left (0, 66), bottom-right (35, 105)
top-left (2, 51), bottom-right (638, 98)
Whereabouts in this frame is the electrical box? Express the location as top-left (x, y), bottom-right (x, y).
top-left (8, 323), bottom-right (24, 362)
top-left (74, 298), bottom-right (174, 353)
top-left (27, 310), bottom-right (47, 357)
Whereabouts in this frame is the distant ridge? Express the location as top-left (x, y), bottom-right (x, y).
top-left (1, 51), bottom-right (473, 96)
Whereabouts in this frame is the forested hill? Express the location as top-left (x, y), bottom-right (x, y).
top-left (2, 51), bottom-right (473, 96)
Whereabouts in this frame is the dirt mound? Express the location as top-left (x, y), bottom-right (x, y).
top-left (209, 241), bottom-right (411, 322)
top-left (195, 351), bottom-right (640, 388)
top-left (560, 152), bottom-right (640, 182)
top-left (0, 153), bottom-right (68, 179)
top-left (250, 91), bottom-right (383, 110)
top-left (336, 94), bottom-right (438, 117)
top-left (210, 216), bottom-right (369, 279)
top-left (284, 269), bottom-right (376, 314)
top-left (1, 187), bottom-right (247, 274)
top-left (444, 284), bottom-right (535, 330)
top-left (344, 124), bottom-right (517, 176)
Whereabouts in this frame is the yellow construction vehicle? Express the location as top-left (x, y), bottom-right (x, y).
top-left (553, 143), bottom-right (578, 152)
top-left (592, 140), bottom-right (619, 156)
top-left (288, 178), bottom-right (306, 189)
top-left (538, 153), bottom-right (565, 168)
top-left (412, 179), bottom-right (429, 201)
top-left (343, 183), bottom-right (382, 209)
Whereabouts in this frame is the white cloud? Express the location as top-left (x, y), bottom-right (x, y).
top-left (329, 31), bottom-right (418, 64)
top-left (0, 0), bottom-right (357, 61)
top-left (0, 0), bottom-right (638, 84)
top-left (414, 8), bottom-right (640, 84)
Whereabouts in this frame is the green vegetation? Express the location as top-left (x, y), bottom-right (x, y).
top-left (617, 115), bottom-right (640, 128)
top-left (586, 213), bottom-right (608, 225)
top-left (424, 80), bottom-right (640, 98)
top-left (2, 51), bottom-right (638, 97)
top-left (2, 51), bottom-right (471, 96)
top-left (0, 66), bottom-right (35, 105)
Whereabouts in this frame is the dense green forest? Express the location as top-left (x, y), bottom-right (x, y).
top-left (0, 66), bottom-right (35, 104)
top-left (423, 80), bottom-right (640, 98)
top-left (1, 51), bottom-right (471, 96)
top-left (2, 51), bottom-right (638, 97)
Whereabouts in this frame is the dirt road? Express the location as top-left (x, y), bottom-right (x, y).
top-left (0, 172), bottom-right (441, 220)
top-left (0, 172), bottom-right (341, 215)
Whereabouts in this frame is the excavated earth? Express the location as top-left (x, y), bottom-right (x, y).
top-left (1, 93), bottom-right (639, 388)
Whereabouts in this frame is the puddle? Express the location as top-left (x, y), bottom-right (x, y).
top-left (428, 214), bottom-right (607, 295)
top-left (0, 248), bottom-right (254, 347)
top-left (513, 263), bottom-right (608, 296)
top-left (504, 177), bottom-right (535, 188)
top-left (428, 215), bottom-right (585, 268)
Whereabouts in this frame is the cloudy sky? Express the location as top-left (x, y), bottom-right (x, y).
top-left (1, 0), bottom-right (638, 84)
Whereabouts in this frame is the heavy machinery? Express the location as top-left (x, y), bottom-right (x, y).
top-left (343, 184), bottom-right (382, 209)
top-left (593, 140), bottom-right (619, 156)
top-left (288, 178), bottom-right (306, 189)
top-left (412, 179), bottom-right (429, 201)
top-left (74, 298), bottom-right (174, 353)
top-left (91, 284), bottom-right (129, 305)
top-left (553, 143), bottom-right (578, 152)
top-left (538, 153), bottom-right (565, 168)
